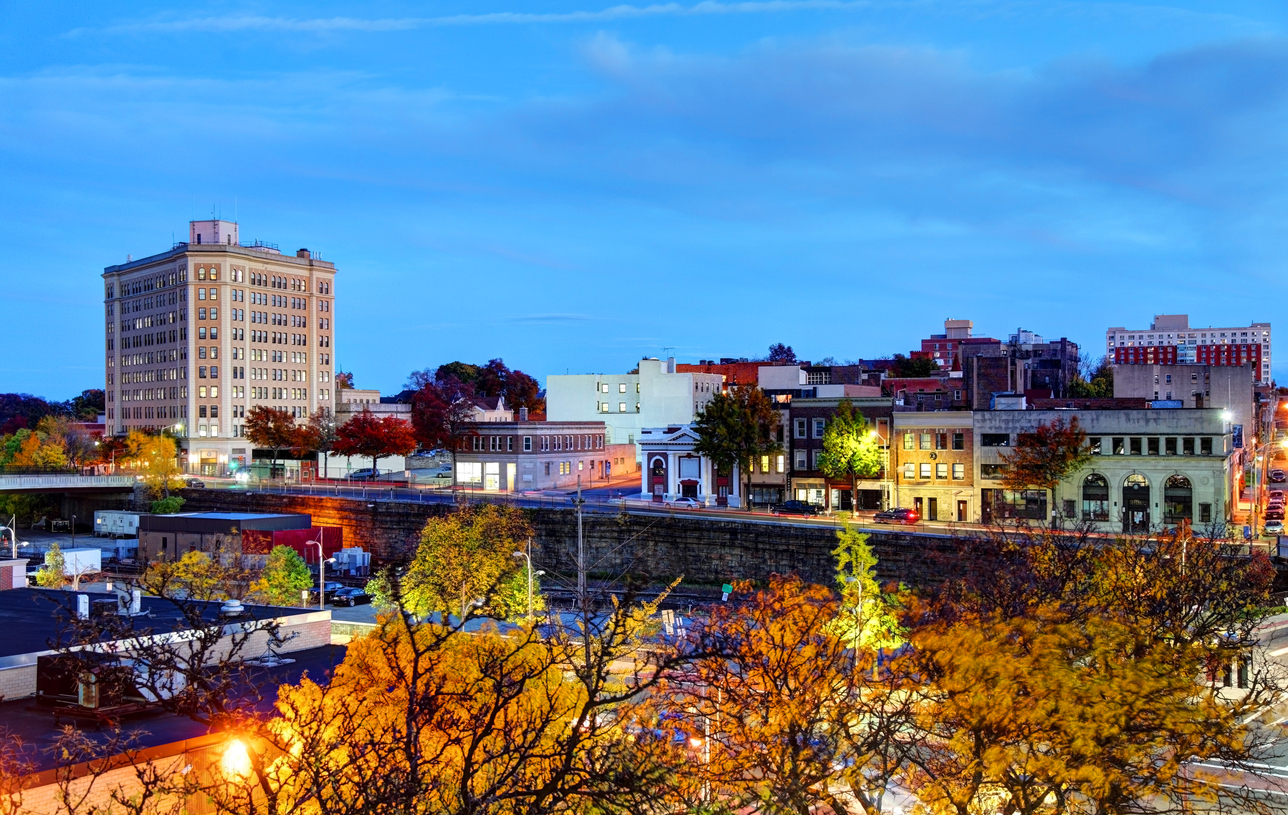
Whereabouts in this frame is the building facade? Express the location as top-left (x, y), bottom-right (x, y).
top-left (786, 396), bottom-right (893, 510)
top-left (891, 412), bottom-right (975, 522)
top-left (637, 425), bottom-right (741, 507)
top-left (1106, 315), bottom-right (1271, 386)
top-left (973, 407), bottom-right (1234, 532)
top-left (452, 420), bottom-right (635, 491)
top-left (103, 220), bottom-right (337, 475)
top-left (545, 358), bottom-right (724, 453)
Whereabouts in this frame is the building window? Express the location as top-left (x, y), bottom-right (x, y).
top-left (1147, 437), bottom-right (1159, 456)
top-left (619, 383), bottom-right (627, 393)
top-left (1082, 474), bottom-right (1109, 520)
top-left (936, 433), bottom-right (948, 450)
top-left (903, 433), bottom-right (915, 450)
top-left (952, 463), bottom-right (964, 480)
top-left (952, 433), bottom-right (964, 451)
top-left (619, 402), bottom-right (627, 413)
top-left (796, 419), bottom-right (807, 439)
top-left (507, 436), bottom-right (513, 452)
top-left (813, 419), bottom-right (825, 438)
top-left (1113, 437), bottom-right (1125, 455)
top-left (1199, 502), bottom-right (1212, 522)
top-left (980, 463), bottom-right (1005, 479)
top-left (919, 463), bottom-right (932, 479)
top-left (523, 436), bottom-right (532, 452)
top-left (1088, 437), bottom-right (1102, 454)
top-left (919, 433), bottom-right (932, 450)
top-left (775, 455), bottom-right (784, 473)
top-left (936, 463), bottom-right (948, 479)
top-left (1130, 438), bottom-right (1142, 455)
top-left (795, 450), bottom-right (808, 471)
top-left (1183, 437), bottom-right (1195, 455)
top-left (903, 463), bottom-right (915, 480)
top-left (1200, 437), bottom-right (1213, 455)
top-left (981, 434), bottom-right (1010, 447)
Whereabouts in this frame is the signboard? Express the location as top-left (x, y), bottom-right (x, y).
top-left (721, 582), bottom-right (733, 602)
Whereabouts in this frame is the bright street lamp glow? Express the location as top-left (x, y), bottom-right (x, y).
top-left (221, 739), bottom-right (251, 779)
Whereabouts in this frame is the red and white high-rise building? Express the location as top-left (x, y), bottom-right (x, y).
top-left (1105, 315), bottom-right (1270, 385)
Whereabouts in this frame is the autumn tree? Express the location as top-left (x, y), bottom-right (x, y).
top-left (817, 400), bottom-right (882, 514)
top-left (891, 353), bottom-right (938, 377)
top-left (653, 575), bottom-right (913, 815)
top-left (693, 385), bottom-right (782, 510)
top-left (401, 504), bottom-right (533, 619)
top-left (298, 406), bottom-right (337, 476)
top-left (253, 545), bottom-right (313, 606)
top-left (243, 406), bottom-right (299, 478)
top-left (122, 430), bottom-right (183, 497)
top-left (409, 373), bottom-right (480, 471)
top-left (332, 408), bottom-right (416, 477)
top-left (900, 524), bottom-right (1285, 815)
top-left (141, 550), bottom-right (256, 601)
top-left (997, 417), bottom-right (1092, 522)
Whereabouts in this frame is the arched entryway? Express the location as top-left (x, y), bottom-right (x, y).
top-left (1123, 474), bottom-right (1150, 533)
top-left (649, 455), bottom-right (667, 502)
top-left (1164, 475), bottom-right (1193, 525)
top-left (1082, 474), bottom-right (1109, 521)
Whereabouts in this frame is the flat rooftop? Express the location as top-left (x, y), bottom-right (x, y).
top-left (3, 645), bottom-right (346, 773)
top-left (0, 588), bottom-right (315, 662)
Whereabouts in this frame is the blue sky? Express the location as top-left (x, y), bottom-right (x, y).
top-left (2, 1), bottom-right (1287, 400)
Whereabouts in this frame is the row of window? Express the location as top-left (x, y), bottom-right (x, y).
top-left (599, 402), bottom-right (640, 413)
top-left (469, 434), bottom-right (606, 452)
top-left (597, 382), bottom-right (638, 394)
top-left (903, 431), bottom-right (966, 451)
top-left (902, 462), bottom-right (966, 481)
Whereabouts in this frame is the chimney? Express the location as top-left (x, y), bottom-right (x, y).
top-left (667, 356), bottom-right (676, 374)
top-left (519, 407), bottom-right (528, 422)
top-left (296, 248), bottom-right (310, 259)
top-left (76, 594), bottom-right (90, 620)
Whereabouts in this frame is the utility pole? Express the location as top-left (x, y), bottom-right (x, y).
top-left (575, 475), bottom-right (590, 666)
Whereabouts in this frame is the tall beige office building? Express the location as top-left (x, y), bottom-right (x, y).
top-left (103, 220), bottom-right (338, 475)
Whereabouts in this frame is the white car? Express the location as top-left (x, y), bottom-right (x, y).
top-left (664, 497), bottom-right (702, 510)
top-left (1265, 520), bottom-right (1284, 536)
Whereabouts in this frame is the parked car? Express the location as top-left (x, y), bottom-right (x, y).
top-left (308, 581), bottom-right (345, 602)
top-left (1265, 520), bottom-right (1285, 536)
top-left (1271, 469), bottom-right (1287, 483)
top-left (332, 587), bottom-right (371, 607)
top-left (1271, 490), bottom-right (1285, 499)
top-left (874, 508), bottom-right (920, 525)
top-left (1266, 508), bottom-right (1285, 521)
top-left (347, 468), bottom-right (379, 481)
top-left (664, 497), bottom-right (702, 510)
top-left (772, 500), bottom-right (822, 516)
top-left (184, 478), bottom-right (206, 488)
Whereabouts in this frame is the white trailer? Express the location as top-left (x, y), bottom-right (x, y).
top-left (93, 511), bottom-right (140, 538)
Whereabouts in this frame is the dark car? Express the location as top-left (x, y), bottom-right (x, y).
top-left (184, 478), bottom-right (206, 488)
top-left (874, 508), bottom-right (920, 525)
top-left (1272, 469), bottom-right (1287, 483)
top-left (1266, 508), bottom-right (1285, 521)
top-left (772, 500), bottom-right (822, 516)
top-left (308, 581), bottom-right (345, 602)
top-left (332, 587), bottom-right (371, 607)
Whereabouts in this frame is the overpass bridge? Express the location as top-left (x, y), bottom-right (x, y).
top-left (0, 474), bottom-right (137, 494)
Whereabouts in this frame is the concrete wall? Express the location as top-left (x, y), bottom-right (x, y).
top-left (176, 489), bottom-right (961, 589)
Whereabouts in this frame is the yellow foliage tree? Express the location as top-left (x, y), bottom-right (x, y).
top-left (401, 504), bottom-right (533, 619)
top-left (123, 430), bottom-right (184, 498)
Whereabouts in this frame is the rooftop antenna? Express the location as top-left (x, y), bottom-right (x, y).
top-left (662, 346), bottom-right (675, 357)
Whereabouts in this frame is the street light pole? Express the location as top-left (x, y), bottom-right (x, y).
top-left (512, 538), bottom-right (545, 621)
top-left (308, 532), bottom-right (325, 611)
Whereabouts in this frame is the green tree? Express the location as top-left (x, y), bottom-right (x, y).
top-left (254, 545), bottom-right (314, 606)
top-left (401, 504), bottom-right (533, 619)
top-left (891, 353), bottom-right (938, 377)
top-left (491, 564), bottom-right (546, 622)
top-left (831, 525), bottom-right (902, 650)
top-left (34, 542), bottom-right (66, 588)
top-left (1068, 354), bottom-right (1114, 398)
top-left (150, 495), bottom-right (185, 514)
top-left (141, 550), bottom-right (236, 601)
top-left (998, 417), bottom-right (1092, 522)
top-left (816, 400), bottom-right (882, 515)
top-left (693, 385), bottom-right (782, 510)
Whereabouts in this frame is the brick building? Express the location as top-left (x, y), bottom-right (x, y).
top-left (1105, 314), bottom-right (1271, 386)
top-left (890, 412), bottom-right (975, 522)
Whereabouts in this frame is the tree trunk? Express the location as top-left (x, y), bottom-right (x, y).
top-left (853, 473), bottom-right (859, 518)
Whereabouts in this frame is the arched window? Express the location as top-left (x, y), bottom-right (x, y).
top-left (1082, 474), bottom-right (1109, 520)
top-left (1164, 475), bottom-right (1193, 525)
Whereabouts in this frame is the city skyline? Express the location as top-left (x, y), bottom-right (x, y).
top-left (3, 1), bottom-right (1288, 399)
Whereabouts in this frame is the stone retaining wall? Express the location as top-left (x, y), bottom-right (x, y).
top-left (179, 490), bottom-right (962, 588)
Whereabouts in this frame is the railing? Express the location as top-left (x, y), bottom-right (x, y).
top-left (0, 466), bottom-right (79, 475)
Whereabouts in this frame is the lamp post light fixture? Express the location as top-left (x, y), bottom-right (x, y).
top-left (512, 538), bottom-right (545, 621)
top-left (306, 533), bottom-right (336, 611)
top-left (3, 516), bottom-right (30, 560)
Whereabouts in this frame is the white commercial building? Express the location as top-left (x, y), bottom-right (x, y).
top-left (1105, 315), bottom-right (1271, 385)
top-left (546, 358), bottom-right (724, 458)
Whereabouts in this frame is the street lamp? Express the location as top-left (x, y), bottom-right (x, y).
top-left (2, 516), bottom-right (30, 559)
top-left (512, 538), bottom-right (545, 621)
top-left (306, 533), bottom-right (335, 611)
